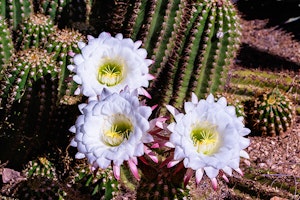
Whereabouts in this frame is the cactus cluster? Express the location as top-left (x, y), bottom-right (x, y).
top-left (245, 88), bottom-right (295, 136)
top-left (87, 0), bottom-right (242, 116)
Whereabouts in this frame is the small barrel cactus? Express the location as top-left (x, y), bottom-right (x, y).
top-left (0, 16), bottom-right (14, 70)
top-left (15, 13), bottom-right (56, 50)
top-left (245, 88), bottom-right (295, 136)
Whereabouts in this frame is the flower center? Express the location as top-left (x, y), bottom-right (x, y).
top-left (97, 58), bottom-right (125, 86)
top-left (190, 121), bottom-right (219, 155)
top-left (102, 114), bottom-right (133, 147)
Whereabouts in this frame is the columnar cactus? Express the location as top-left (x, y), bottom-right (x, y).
top-left (0, 16), bottom-right (14, 70)
top-left (105, 0), bottom-right (241, 116)
top-left (245, 88), bottom-right (295, 136)
top-left (1, 0), bottom-right (33, 30)
top-left (16, 13), bottom-right (56, 50)
top-left (46, 28), bottom-right (85, 104)
top-left (0, 48), bottom-right (58, 108)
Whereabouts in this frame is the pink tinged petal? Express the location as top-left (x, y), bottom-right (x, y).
top-left (164, 141), bottom-right (175, 148)
top-left (146, 73), bottom-right (155, 80)
top-left (77, 41), bottom-right (86, 49)
top-left (151, 143), bottom-right (160, 148)
top-left (145, 59), bottom-right (154, 66)
top-left (73, 75), bottom-right (82, 84)
top-left (151, 104), bottom-right (158, 111)
top-left (191, 92), bottom-right (198, 104)
top-left (128, 159), bottom-right (140, 181)
top-left (68, 51), bottom-right (76, 57)
top-left (211, 178), bottom-right (218, 191)
top-left (195, 168), bottom-right (204, 185)
top-left (167, 160), bottom-right (180, 168)
top-left (144, 146), bottom-right (158, 163)
top-left (184, 168), bottom-right (194, 187)
top-left (244, 159), bottom-right (251, 166)
top-left (140, 87), bottom-right (152, 99)
top-left (240, 150), bottom-right (250, 159)
top-left (113, 165), bottom-right (120, 180)
top-left (75, 152), bottom-right (86, 159)
top-left (166, 105), bottom-right (179, 117)
top-left (222, 166), bottom-right (233, 176)
top-left (134, 40), bottom-right (142, 49)
top-left (221, 173), bottom-right (229, 183)
top-left (234, 168), bottom-right (244, 176)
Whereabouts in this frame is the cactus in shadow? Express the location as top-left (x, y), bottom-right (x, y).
top-left (0, 16), bottom-right (14, 70)
top-left (245, 88), bottom-right (295, 136)
top-left (100, 0), bottom-right (241, 116)
top-left (16, 13), bottom-right (56, 50)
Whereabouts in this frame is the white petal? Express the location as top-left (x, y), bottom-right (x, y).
top-left (75, 152), bottom-right (86, 159)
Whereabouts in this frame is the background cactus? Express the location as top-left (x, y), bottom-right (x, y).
top-left (0, 0), bottom-right (33, 30)
top-left (0, 16), bottom-right (14, 70)
top-left (45, 28), bottom-right (85, 104)
top-left (15, 13), bottom-right (56, 50)
top-left (245, 88), bottom-right (295, 136)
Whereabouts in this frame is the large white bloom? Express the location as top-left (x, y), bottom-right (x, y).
top-left (67, 32), bottom-right (154, 100)
top-left (166, 93), bottom-right (250, 189)
top-left (69, 89), bottom-right (154, 180)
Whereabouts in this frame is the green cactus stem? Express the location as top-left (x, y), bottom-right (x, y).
top-left (0, 16), bottom-right (14, 70)
top-left (16, 13), bottom-right (56, 50)
top-left (141, 0), bottom-right (242, 116)
top-left (46, 28), bottom-right (85, 104)
top-left (3, 0), bottom-right (33, 30)
top-left (245, 88), bottom-right (295, 136)
top-left (38, 0), bottom-right (72, 22)
top-left (0, 48), bottom-right (58, 108)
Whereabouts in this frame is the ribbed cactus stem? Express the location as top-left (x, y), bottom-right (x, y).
top-left (16, 13), bottom-right (56, 50)
top-left (0, 16), bottom-right (14, 70)
top-left (7, 0), bottom-right (33, 30)
top-left (40, 0), bottom-right (72, 22)
top-left (0, 48), bottom-right (58, 108)
top-left (46, 28), bottom-right (85, 104)
top-left (146, 0), bottom-right (241, 116)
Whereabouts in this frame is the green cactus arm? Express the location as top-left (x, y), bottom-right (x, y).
top-left (149, 0), bottom-right (182, 76)
top-left (130, 0), bottom-right (147, 41)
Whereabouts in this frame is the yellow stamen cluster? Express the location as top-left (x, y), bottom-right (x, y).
top-left (97, 58), bottom-right (125, 86)
top-left (190, 121), bottom-right (219, 155)
top-left (102, 114), bottom-right (133, 147)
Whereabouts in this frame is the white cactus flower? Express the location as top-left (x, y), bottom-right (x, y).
top-left (68, 32), bottom-right (154, 100)
top-left (166, 93), bottom-right (250, 189)
top-left (69, 89), bottom-right (154, 180)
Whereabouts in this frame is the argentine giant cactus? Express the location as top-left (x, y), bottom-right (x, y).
top-left (102, 0), bottom-right (241, 115)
